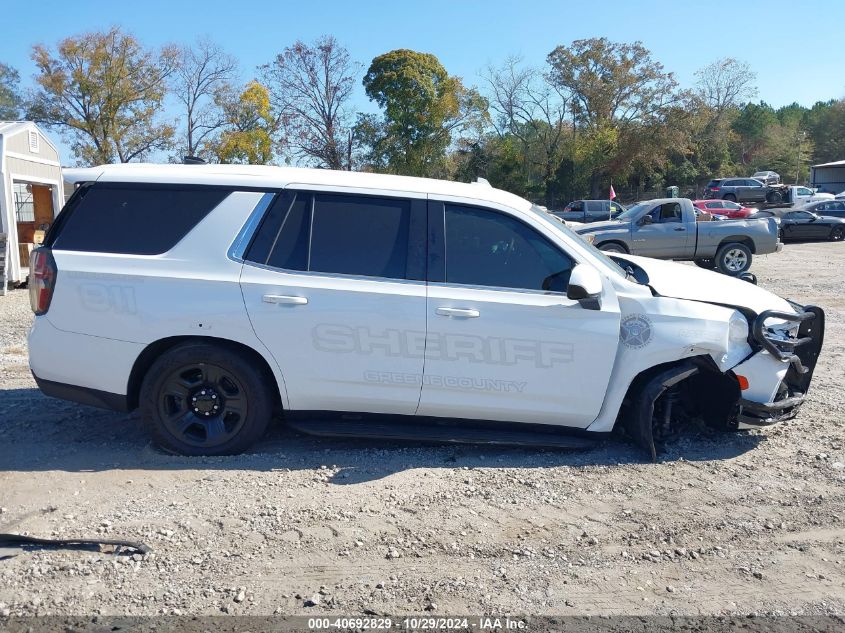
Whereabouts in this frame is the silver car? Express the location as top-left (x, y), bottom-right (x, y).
top-left (752, 170), bottom-right (780, 186)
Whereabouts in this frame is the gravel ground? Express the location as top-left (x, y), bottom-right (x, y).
top-left (0, 242), bottom-right (843, 619)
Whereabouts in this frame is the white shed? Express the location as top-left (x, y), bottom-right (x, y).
top-left (0, 121), bottom-right (65, 290)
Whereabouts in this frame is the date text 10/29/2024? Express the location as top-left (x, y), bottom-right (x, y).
top-left (307, 616), bottom-right (528, 631)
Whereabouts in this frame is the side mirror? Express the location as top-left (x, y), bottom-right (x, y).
top-left (639, 215), bottom-right (653, 226)
top-left (567, 264), bottom-right (603, 309)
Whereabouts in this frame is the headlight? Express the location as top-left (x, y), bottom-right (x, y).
top-left (729, 312), bottom-right (749, 342)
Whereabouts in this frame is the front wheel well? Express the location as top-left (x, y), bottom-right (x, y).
top-left (596, 240), bottom-right (629, 253)
top-left (616, 357), bottom-right (741, 459)
top-left (126, 336), bottom-right (282, 412)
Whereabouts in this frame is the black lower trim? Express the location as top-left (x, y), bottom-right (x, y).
top-left (285, 411), bottom-right (606, 449)
top-left (33, 373), bottom-right (130, 412)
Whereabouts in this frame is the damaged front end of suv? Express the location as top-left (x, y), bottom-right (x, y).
top-left (621, 302), bottom-right (825, 461)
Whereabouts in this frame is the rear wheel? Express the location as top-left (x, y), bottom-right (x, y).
top-left (694, 258), bottom-right (716, 270)
top-left (598, 242), bottom-right (627, 254)
top-left (715, 242), bottom-right (752, 275)
top-left (139, 342), bottom-right (273, 455)
top-left (829, 226), bottom-right (844, 241)
top-left (722, 194), bottom-right (737, 202)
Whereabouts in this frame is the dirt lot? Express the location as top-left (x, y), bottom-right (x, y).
top-left (0, 242), bottom-right (843, 619)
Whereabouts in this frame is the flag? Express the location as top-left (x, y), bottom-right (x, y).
top-left (609, 183), bottom-right (616, 200)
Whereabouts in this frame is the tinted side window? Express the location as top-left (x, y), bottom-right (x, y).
top-left (267, 196), bottom-right (310, 270)
top-left (244, 191), bottom-right (310, 271)
top-left (444, 205), bottom-right (574, 292)
top-left (309, 193), bottom-right (410, 279)
top-left (649, 202), bottom-right (682, 223)
top-left (51, 184), bottom-right (229, 255)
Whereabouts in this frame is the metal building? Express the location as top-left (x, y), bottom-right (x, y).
top-left (810, 159), bottom-right (845, 196)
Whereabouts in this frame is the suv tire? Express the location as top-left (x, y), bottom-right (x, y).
top-left (715, 242), bottom-right (752, 275)
top-left (722, 193), bottom-right (737, 202)
top-left (140, 342), bottom-right (273, 456)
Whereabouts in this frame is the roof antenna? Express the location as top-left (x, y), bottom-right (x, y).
top-left (474, 177), bottom-right (491, 187)
top-left (183, 155), bottom-right (206, 165)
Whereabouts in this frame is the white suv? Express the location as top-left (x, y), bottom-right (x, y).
top-left (28, 164), bottom-right (824, 458)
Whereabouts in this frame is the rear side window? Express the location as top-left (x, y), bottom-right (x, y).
top-left (245, 191), bottom-right (417, 280)
top-left (50, 183), bottom-right (229, 255)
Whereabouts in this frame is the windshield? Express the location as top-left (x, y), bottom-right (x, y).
top-left (615, 201), bottom-right (652, 221)
top-left (530, 205), bottom-right (629, 280)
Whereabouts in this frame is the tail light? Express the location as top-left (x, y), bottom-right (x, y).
top-left (29, 248), bottom-right (57, 315)
top-left (710, 187), bottom-right (720, 191)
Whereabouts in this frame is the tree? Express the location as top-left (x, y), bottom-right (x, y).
top-left (732, 101), bottom-right (778, 165)
top-left (172, 38), bottom-right (237, 160)
top-left (483, 56), bottom-right (570, 204)
top-left (805, 99), bottom-right (845, 165)
top-left (263, 36), bottom-right (359, 170)
top-left (211, 80), bottom-right (275, 165)
top-left (361, 49), bottom-right (488, 177)
top-left (0, 62), bottom-right (22, 119)
top-left (28, 27), bottom-right (178, 165)
top-left (695, 58), bottom-right (757, 116)
top-left (546, 38), bottom-right (683, 197)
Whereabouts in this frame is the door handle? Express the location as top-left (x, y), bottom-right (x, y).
top-left (436, 307), bottom-right (480, 318)
top-left (674, 227), bottom-right (686, 231)
top-left (262, 294), bottom-right (308, 305)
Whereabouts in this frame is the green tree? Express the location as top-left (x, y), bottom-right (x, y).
top-left (28, 27), bottom-right (177, 165)
top-left (547, 38), bottom-right (684, 198)
top-left (211, 80), bottom-right (276, 165)
top-left (731, 101), bottom-right (778, 166)
top-left (804, 99), bottom-right (845, 165)
top-left (0, 62), bottom-right (22, 119)
top-left (361, 49), bottom-right (488, 177)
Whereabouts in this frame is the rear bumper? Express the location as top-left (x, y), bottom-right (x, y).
top-left (737, 304), bottom-right (824, 428)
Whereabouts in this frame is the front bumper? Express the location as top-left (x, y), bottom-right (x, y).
top-left (737, 304), bottom-right (825, 428)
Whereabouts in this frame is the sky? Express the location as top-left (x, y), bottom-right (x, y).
top-left (3, 0), bottom-right (844, 163)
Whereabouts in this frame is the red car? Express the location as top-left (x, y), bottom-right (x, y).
top-left (692, 199), bottom-right (754, 219)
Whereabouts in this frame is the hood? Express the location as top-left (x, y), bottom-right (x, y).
top-left (576, 219), bottom-right (625, 233)
top-left (616, 254), bottom-right (795, 315)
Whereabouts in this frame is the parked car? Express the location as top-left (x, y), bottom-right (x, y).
top-left (703, 178), bottom-right (768, 202)
top-left (777, 210), bottom-right (845, 242)
top-left (798, 199), bottom-right (845, 219)
top-left (751, 170), bottom-right (780, 185)
top-left (553, 199), bottom-right (626, 223)
top-left (28, 165), bottom-right (823, 459)
top-left (573, 198), bottom-right (781, 274)
top-left (704, 179), bottom-right (832, 206)
top-left (692, 199), bottom-right (753, 219)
